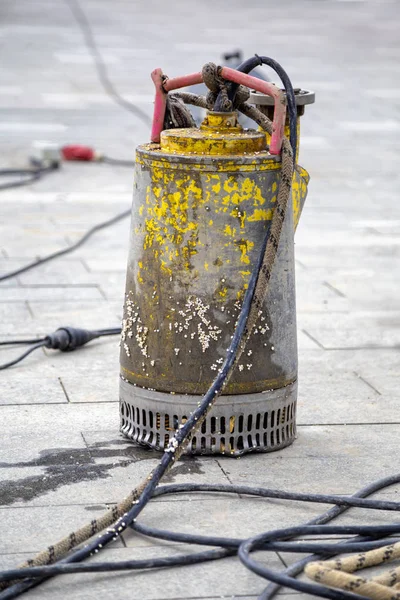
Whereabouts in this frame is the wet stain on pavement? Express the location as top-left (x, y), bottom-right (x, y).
top-left (0, 438), bottom-right (204, 506)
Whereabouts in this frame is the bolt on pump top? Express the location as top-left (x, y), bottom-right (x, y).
top-left (120, 60), bottom-right (314, 455)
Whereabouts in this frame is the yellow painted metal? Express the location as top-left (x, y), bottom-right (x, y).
top-left (120, 110), bottom-right (309, 395)
top-left (137, 151), bottom-right (281, 172)
top-left (293, 165), bottom-right (309, 230)
top-left (160, 111), bottom-right (267, 156)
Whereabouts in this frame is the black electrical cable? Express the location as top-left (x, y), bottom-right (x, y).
top-left (0, 327), bottom-right (121, 371)
top-left (0, 338), bottom-right (45, 346)
top-left (259, 472), bottom-right (400, 600)
top-left (243, 56), bottom-right (297, 162)
top-left (100, 155), bottom-right (135, 167)
top-left (136, 475), bottom-right (400, 600)
top-left (0, 164), bottom-right (58, 192)
top-left (238, 524), bottom-right (400, 600)
top-left (64, 0), bottom-right (152, 127)
top-left (0, 208), bottom-right (130, 282)
top-left (0, 168), bottom-right (41, 191)
top-left (0, 548), bottom-right (233, 582)
top-left (1, 477), bottom-right (400, 597)
top-left (215, 54), bottom-right (297, 163)
top-left (0, 342), bottom-right (46, 371)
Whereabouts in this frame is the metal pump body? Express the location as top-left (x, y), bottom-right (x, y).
top-left (120, 74), bottom-right (313, 456)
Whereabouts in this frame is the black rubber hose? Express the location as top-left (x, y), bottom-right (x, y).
top-left (0, 342), bottom-right (46, 371)
top-left (259, 471), bottom-right (400, 600)
top-left (1, 477), bottom-right (400, 595)
top-left (214, 55), bottom-right (297, 163)
top-left (240, 56), bottom-right (297, 162)
top-left (0, 338), bottom-right (45, 346)
top-left (0, 327), bottom-right (122, 371)
top-left (238, 524), bottom-right (400, 600)
top-left (0, 548), bottom-right (233, 583)
top-left (0, 164), bottom-right (57, 191)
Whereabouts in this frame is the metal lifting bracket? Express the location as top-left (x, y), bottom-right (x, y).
top-left (150, 67), bottom-right (287, 155)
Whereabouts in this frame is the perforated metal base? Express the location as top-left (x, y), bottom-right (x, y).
top-left (120, 378), bottom-right (297, 456)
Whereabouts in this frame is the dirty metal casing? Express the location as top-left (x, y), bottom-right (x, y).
top-left (120, 111), bottom-right (309, 455)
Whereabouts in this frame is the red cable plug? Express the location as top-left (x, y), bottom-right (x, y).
top-left (61, 145), bottom-right (98, 161)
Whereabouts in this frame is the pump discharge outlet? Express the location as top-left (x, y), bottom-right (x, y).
top-left (119, 64), bottom-right (314, 455)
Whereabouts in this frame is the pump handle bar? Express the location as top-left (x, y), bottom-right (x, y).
top-left (150, 67), bottom-right (286, 155)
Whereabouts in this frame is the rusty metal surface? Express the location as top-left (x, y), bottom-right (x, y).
top-left (120, 140), bottom-right (299, 396)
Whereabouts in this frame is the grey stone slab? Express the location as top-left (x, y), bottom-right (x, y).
top-left (0, 344), bottom-right (51, 374)
top-left (18, 259), bottom-right (92, 286)
top-left (0, 418), bottom-right (229, 508)
top-left (296, 365), bottom-right (400, 425)
top-left (84, 258), bottom-right (128, 273)
top-left (43, 338), bottom-right (120, 379)
top-left (0, 504), bottom-right (124, 554)
top-left (123, 496), bottom-right (328, 550)
top-left (0, 402), bottom-right (118, 435)
top-left (360, 373), bottom-right (400, 398)
top-left (324, 279), bottom-right (400, 311)
top-left (298, 312), bottom-right (400, 349)
top-left (295, 277), bottom-right (348, 313)
top-left (217, 424), bottom-right (400, 494)
top-left (28, 299), bottom-right (122, 322)
top-left (0, 303), bottom-right (31, 321)
top-left (297, 330), bottom-right (321, 350)
top-left (0, 286), bottom-right (104, 302)
top-left (0, 429), bottom-right (88, 465)
top-left (60, 371), bottom-right (119, 403)
top-left (298, 348), bottom-right (400, 379)
top-left (0, 376), bottom-right (67, 405)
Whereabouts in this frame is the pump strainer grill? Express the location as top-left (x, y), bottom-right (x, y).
top-left (120, 379), bottom-right (296, 455)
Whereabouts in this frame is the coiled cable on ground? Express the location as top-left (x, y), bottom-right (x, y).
top-left (0, 477), bottom-right (400, 599)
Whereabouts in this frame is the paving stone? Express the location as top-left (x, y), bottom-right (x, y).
top-left (0, 429), bottom-right (88, 465)
top-left (60, 370), bottom-right (119, 403)
top-left (0, 376), bottom-right (67, 405)
top-left (298, 312), bottom-right (400, 349)
top-left (295, 277), bottom-right (349, 313)
top-left (83, 258), bottom-right (128, 273)
top-left (17, 259), bottom-right (92, 286)
top-left (217, 424), bottom-right (400, 494)
top-left (28, 299), bottom-right (122, 322)
top-left (0, 402), bottom-right (118, 435)
top-left (296, 367), bottom-right (400, 425)
top-left (0, 504), bottom-right (124, 554)
top-left (0, 286), bottom-right (104, 302)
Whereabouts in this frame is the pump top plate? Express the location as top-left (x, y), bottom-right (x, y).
top-left (160, 111), bottom-right (268, 156)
